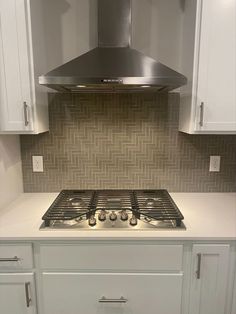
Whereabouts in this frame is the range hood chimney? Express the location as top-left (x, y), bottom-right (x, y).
top-left (39, 0), bottom-right (187, 93)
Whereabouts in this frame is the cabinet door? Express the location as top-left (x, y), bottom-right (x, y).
top-left (189, 244), bottom-right (230, 314)
top-left (195, 0), bottom-right (236, 132)
top-left (42, 272), bottom-right (183, 314)
top-left (231, 270), bottom-right (236, 314)
top-left (0, 0), bottom-right (33, 132)
top-left (0, 273), bottom-right (37, 314)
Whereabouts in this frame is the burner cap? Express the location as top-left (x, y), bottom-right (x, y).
top-left (145, 198), bottom-right (162, 208)
top-left (69, 197), bottom-right (85, 207)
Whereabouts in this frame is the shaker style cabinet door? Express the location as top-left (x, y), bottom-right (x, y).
top-left (195, 0), bottom-right (236, 132)
top-left (0, 0), bottom-right (34, 132)
top-left (189, 244), bottom-right (230, 314)
top-left (0, 273), bottom-right (37, 314)
top-left (42, 272), bottom-right (183, 314)
top-left (231, 271), bottom-right (236, 314)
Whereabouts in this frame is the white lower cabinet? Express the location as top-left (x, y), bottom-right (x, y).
top-left (189, 244), bottom-right (230, 314)
top-left (0, 273), bottom-right (37, 314)
top-left (0, 242), bottom-right (234, 314)
top-left (42, 272), bottom-right (183, 314)
top-left (231, 268), bottom-right (236, 314)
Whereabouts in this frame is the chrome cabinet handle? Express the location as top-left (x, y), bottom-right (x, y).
top-left (199, 102), bottom-right (204, 127)
top-left (25, 282), bottom-right (32, 307)
top-left (23, 101), bottom-right (29, 126)
top-left (0, 256), bottom-right (20, 262)
top-left (196, 253), bottom-right (202, 279)
top-left (99, 296), bottom-right (127, 303)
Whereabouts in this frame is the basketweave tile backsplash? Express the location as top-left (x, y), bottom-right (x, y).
top-left (20, 93), bottom-right (236, 192)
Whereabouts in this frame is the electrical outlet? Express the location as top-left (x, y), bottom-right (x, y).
top-left (209, 156), bottom-right (221, 172)
top-left (32, 156), bottom-right (44, 172)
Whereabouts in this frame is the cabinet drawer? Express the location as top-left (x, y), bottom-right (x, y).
top-left (42, 273), bottom-right (183, 314)
top-left (40, 244), bottom-right (183, 271)
top-left (0, 244), bottom-right (33, 270)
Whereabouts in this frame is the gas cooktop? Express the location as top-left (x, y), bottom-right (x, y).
top-left (40, 190), bottom-right (185, 230)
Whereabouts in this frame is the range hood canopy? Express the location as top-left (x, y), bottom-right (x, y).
top-left (39, 0), bottom-right (187, 93)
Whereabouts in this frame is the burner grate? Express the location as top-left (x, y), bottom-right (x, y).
top-left (42, 189), bottom-right (184, 227)
top-left (42, 190), bottom-right (95, 226)
top-left (134, 190), bottom-right (184, 226)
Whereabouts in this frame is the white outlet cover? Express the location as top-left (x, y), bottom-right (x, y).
top-left (209, 156), bottom-right (221, 172)
top-left (32, 156), bottom-right (44, 172)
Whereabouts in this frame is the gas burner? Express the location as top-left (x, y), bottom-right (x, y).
top-left (69, 197), bottom-right (85, 207)
top-left (144, 198), bottom-right (162, 208)
top-left (41, 190), bottom-right (185, 229)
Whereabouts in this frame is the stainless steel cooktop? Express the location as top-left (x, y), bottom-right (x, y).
top-left (40, 190), bottom-right (185, 230)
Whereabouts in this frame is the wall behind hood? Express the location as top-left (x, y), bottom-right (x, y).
top-left (20, 93), bottom-right (236, 192)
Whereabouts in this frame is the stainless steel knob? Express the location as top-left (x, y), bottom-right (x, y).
top-left (109, 211), bottom-right (117, 221)
top-left (98, 210), bottom-right (106, 221)
top-left (89, 215), bottom-right (96, 226)
top-left (130, 214), bottom-right (137, 226)
top-left (120, 210), bottom-right (128, 221)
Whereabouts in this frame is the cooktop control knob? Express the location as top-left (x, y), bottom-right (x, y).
top-left (109, 211), bottom-right (117, 221)
top-left (130, 214), bottom-right (137, 226)
top-left (120, 210), bottom-right (128, 221)
top-left (88, 215), bottom-right (96, 226)
top-left (98, 210), bottom-right (106, 221)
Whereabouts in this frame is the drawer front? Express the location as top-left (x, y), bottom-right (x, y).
top-left (0, 244), bottom-right (33, 270)
top-left (40, 244), bottom-right (183, 271)
top-left (42, 273), bottom-right (183, 314)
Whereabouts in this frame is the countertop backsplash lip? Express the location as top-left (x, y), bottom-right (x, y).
top-left (20, 92), bottom-right (236, 192)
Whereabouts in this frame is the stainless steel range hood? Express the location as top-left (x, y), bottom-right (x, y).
top-left (39, 0), bottom-right (187, 93)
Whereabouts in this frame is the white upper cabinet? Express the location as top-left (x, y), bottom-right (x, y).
top-left (0, 0), bottom-right (48, 134)
top-left (179, 0), bottom-right (236, 134)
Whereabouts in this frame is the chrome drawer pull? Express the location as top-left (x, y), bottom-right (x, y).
top-left (99, 296), bottom-right (127, 303)
top-left (25, 282), bottom-right (32, 307)
top-left (196, 253), bottom-right (202, 279)
top-left (199, 102), bottom-right (204, 127)
top-left (23, 101), bottom-right (29, 126)
top-left (0, 256), bottom-right (20, 262)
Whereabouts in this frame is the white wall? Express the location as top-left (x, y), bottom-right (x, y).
top-left (40, 0), bottom-right (97, 72)
top-left (0, 135), bottom-right (23, 209)
top-left (132, 0), bottom-right (184, 72)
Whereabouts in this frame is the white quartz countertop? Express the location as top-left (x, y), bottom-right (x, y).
top-left (0, 193), bottom-right (235, 241)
